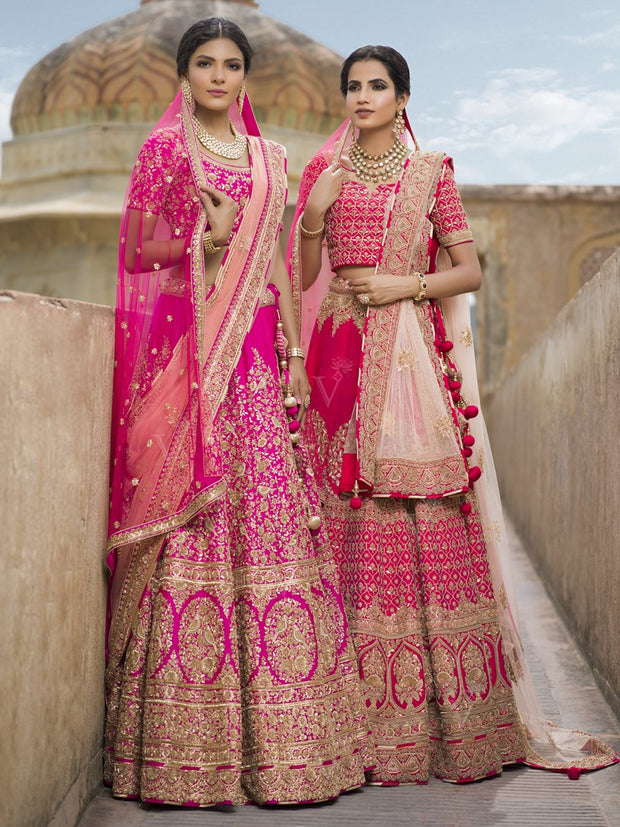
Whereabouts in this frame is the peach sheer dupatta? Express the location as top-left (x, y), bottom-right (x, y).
top-left (106, 89), bottom-right (286, 675)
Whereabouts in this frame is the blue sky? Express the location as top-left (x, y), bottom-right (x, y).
top-left (2, 0), bottom-right (619, 184)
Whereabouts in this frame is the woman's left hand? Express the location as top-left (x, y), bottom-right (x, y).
top-left (288, 357), bottom-right (312, 427)
top-left (347, 273), bottom-right (415, 306)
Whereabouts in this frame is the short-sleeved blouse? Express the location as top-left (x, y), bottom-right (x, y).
top-left (298, 152), bottom-right (473, 272)
top-left (127, 127), bottom-right (252, 239)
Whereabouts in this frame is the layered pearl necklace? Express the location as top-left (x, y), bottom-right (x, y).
top-left (192, 115), bottom-right (247, 160)
top-left (349, 138), bottom-right (408, 184)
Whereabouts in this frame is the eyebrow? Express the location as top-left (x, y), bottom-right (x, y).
top-left (194, 53), bottom-right (243, 62)
top-left (348, 77), bottom-right (388, 84)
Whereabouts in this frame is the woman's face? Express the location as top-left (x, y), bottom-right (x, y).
top-left (345, 59), bottom-right (408, 132)
top-left (186, 37), bottom-right (246, 115)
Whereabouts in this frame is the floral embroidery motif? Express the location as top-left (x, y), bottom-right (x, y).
top-left (397, 347), bottom-right (416, 370)
top-left (460, 326), bottom-right (474, 348)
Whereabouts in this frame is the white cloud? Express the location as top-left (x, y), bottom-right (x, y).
top-left (556, 23), bottom-right (620, 44)
top-left (0, 83), bottom-right (18, 146)
top-left (0, 46), bottom-right (30, 59)
top-left (441, 69), bottom-right (620, 156)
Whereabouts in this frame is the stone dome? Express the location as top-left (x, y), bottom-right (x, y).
top-left (11, 0), bottom-right (345, 137)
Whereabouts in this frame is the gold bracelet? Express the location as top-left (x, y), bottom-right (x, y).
top-left (286, 346), bottom-right (305, 359)
top-left (413, 271), bottom-right (428, 302)
top-left (300, 217), bottom-right (325, 239)
top-left (203, 231), bottom-right (222, 256)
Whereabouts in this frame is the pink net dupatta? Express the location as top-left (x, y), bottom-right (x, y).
top-left (288, 120), bottom-right (618, 774)
top-left (442, 290), bottom-right (618, 773)
top-left (106, 90), bottom-right (286, 672)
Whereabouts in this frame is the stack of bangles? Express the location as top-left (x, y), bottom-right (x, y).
top-left (286, 347), bottom-right (305, 360)
top-left (299, 216), bottom-right (324, 239)
top-left (203, 231), bottom-right (223, 256)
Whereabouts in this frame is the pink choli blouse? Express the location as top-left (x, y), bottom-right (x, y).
top-left (127, 128), bottom-right (252, 239)
top-left (299, 152), bottom-right (473, 272)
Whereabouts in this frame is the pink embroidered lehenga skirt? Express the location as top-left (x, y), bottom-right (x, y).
top-left (304, 284), bottom-right (528, 784)
top-left (104, 287), bottom-right (370, 806)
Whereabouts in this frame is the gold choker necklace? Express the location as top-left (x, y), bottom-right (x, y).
top-left (349, 139), bottom-right (408, 183)
top-left (192, 116), bottom-right (248, 160)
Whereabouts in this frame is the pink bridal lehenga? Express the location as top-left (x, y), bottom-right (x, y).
top-left (103, 91), bottom-right (370, 807)
top-left (288, 123), bottom-right (618, 784)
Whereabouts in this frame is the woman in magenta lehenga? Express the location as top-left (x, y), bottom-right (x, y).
top-left (104, 19), bottom-right (371, 808)
top-left (288, 45), bottom-right (618, 784)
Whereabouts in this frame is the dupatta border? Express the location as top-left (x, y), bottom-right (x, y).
top-left (200, 137), bottom-right (286, 425)
top-left (357, 152), bottom-right (469, 497)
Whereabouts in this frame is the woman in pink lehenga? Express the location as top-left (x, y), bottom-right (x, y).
top-left (104, 19), bottom-right (371, 808)
top-left (289, 45), bottom-right (617, 784)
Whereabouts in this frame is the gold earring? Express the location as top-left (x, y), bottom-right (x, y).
top-left (237, 83), bottom-right (246, 116)
top-left (181, 77), bottom-right (194, 110)
top-left (393, 109), bottom-right (406, 136)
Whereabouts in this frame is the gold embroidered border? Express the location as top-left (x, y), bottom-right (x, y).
top-left (373, 455), bottom-right (469, 497)
top-left (357, 153), bottom-right (446, 492)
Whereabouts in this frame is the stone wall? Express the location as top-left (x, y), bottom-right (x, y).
top-left (484, 250), bottom-right (620, 718)
top-left (0, 291), bottom-right (113, 827)
top-left (463, 185), bottom-right (620, 393)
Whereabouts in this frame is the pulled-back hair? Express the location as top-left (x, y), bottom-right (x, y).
top-left (176, 18), bottom-right (253, 76)
top-left (340, 45), bottom-right (410, 98)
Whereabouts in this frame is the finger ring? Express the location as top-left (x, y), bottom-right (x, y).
top-left (359, 294), bottom-right (370, 305)
top-left (304, 394), bottom-right (311, 407)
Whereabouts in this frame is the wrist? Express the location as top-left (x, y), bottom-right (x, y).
top-left (210, 233), bottom-right (229, 248)
top-left (412, 272), bottom-right (428, 302)
top-left (302, 207), bottom-right (325, 229)
top-left (203, 231), bottom-right (221, 256)
top-left (286, 346), bottom-right (305, 360)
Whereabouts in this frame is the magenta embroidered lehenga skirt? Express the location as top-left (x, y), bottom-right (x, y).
top-left (304, 287), bottom-right (527, 784)
top-left (104, 288), bottom-right (370, 806)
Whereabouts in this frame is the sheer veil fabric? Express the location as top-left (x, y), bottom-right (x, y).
top-left (288, 117), bottom-right (618, 775)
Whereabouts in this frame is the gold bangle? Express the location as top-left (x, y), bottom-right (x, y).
top-left (300, 217), bottom-right (325, 239)
top-left (413, 272), bottom-right (428, 302)
top-left (286, 346), bottom-right (305, 359)
top-left (203, 231), bottom-right (221, 256)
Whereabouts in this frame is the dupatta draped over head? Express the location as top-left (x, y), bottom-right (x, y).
top-left (287, 120), bottom-right (617, 774)
top-left (106, 90), bottom-right (287, 676)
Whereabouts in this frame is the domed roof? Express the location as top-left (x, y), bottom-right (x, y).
top-left (11, 0), bottom-right (345, 137)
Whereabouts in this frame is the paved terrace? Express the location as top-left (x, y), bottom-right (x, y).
top-left (79, 520), bottom-right (620, 827)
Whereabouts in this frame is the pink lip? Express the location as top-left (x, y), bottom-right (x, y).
top-left (208, 89), bottom-right (227, 97)
top-left (356, 109), bottom-right (373, 115)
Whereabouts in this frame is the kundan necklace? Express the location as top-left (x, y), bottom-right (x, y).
top-left (192, 116), bottom-right (247, 160)
top-left (349, 138), bottom-right (408, 184)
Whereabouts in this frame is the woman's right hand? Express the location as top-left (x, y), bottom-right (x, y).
top-left (199, 184), bottom-right (238, 247)
top-left (303, 162), bottom-right (347, 225)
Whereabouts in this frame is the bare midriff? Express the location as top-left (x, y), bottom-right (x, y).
top-left (335, 265), bottom-right (376, 283)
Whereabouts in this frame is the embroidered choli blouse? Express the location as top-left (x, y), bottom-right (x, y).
top-left (127, 128), bottom-right (252, 239)
top-left (299, 152), bottom-right (473, 272)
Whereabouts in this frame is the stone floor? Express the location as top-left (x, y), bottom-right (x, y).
top-left (78, 521), bottom-right (620, 827)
